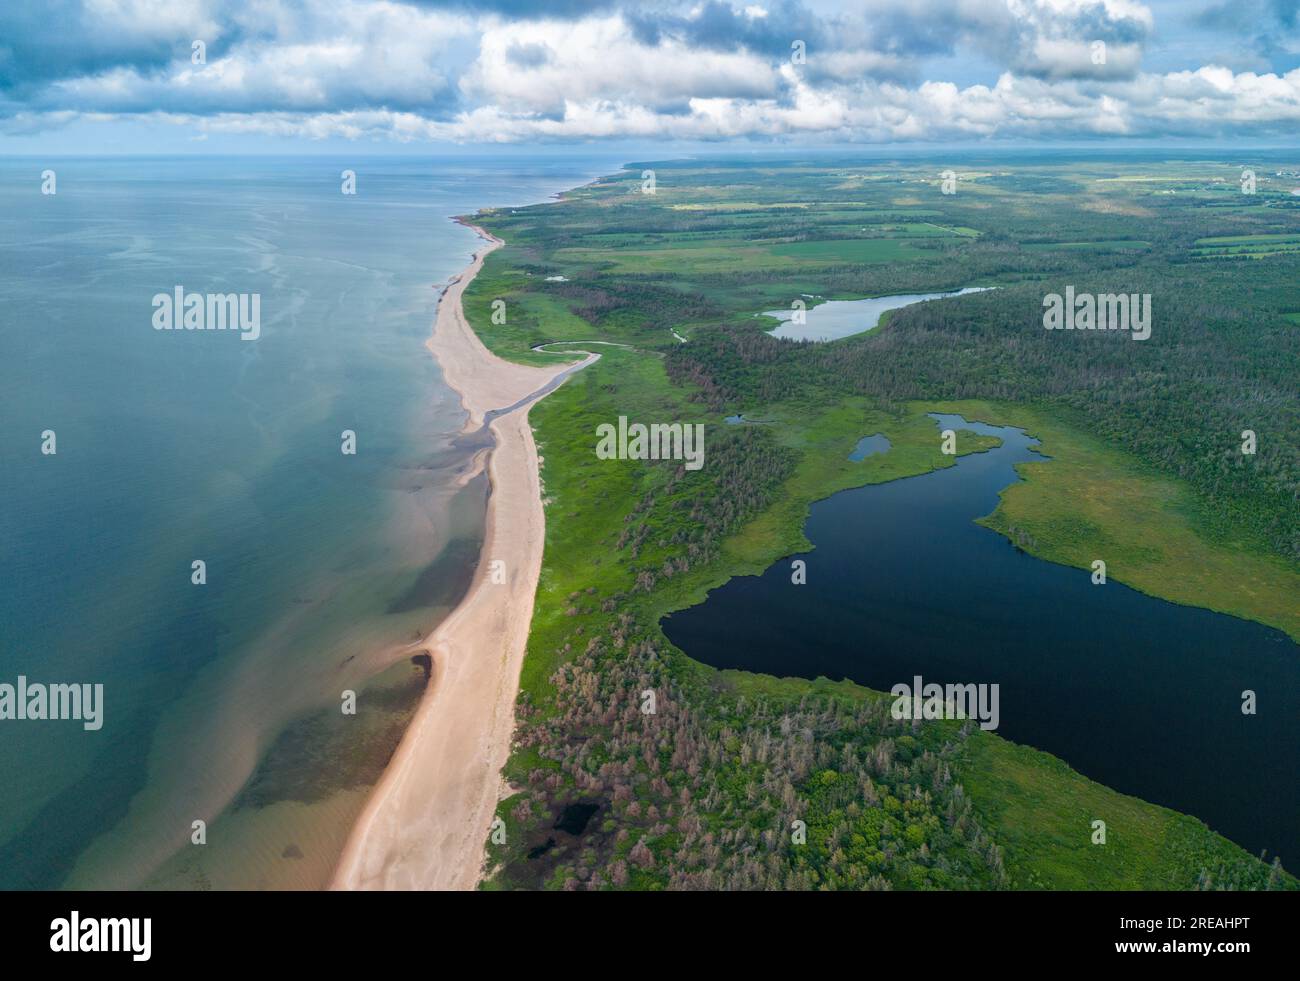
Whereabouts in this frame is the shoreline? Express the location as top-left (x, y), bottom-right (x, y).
top-left (329, 220), bottom-right (594, 890)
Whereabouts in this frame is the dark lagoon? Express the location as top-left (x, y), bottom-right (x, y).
top-left (662, 414), bottom-right (1300, 866)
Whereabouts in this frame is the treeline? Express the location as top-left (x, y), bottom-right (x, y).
top-left (492, 408), bottom-right (1007, 889)
top-left (617, 425), bottom-right (797, 592)
top-left (549, 279), bottom-right (727, 336)
top-left (498, 614), bottom-right (1009, 890)
top-left (479, 160), bottom-right (1298, 890)
top-left (666, 268), bottom-right (1300, 560)
top-left (494, 482), bottom-right (1290, 889)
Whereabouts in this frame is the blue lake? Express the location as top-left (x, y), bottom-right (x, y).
top-left (662, 414), bottom-right (1300, 866)
top-left (762, 287), bottom-right (995, 341)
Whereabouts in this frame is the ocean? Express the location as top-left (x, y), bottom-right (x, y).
top-left (0, 154), bottom-right (621, 889)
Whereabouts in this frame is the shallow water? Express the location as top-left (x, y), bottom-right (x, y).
top-left (662, 413), bottom-right (1300, 865)
top-left (0, 154), bottom-right (621, 888)
top-left (849, 433), bottom-right (891, 460)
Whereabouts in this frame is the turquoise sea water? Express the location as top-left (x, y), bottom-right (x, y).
top-left (0, 155), bottom-right (620, 888)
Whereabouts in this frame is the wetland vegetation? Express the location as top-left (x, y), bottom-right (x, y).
top-left (463, 154), bottom-right (1297, 891)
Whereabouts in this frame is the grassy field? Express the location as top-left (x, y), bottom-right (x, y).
top-left (955, 731), bottom-right (1282, 890)
top-left (464, 155), bottom-right (1296, 891)
top-left (511, 355), bottom-right (1292, 888)
top-left (932, 400), bottom-right (1300, 642)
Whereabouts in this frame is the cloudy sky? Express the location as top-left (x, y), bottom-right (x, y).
top-left (2, 0), bottom-right (1298, 151)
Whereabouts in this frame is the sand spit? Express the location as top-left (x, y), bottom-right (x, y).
top-left (330, 223), bottom-right (594, 890)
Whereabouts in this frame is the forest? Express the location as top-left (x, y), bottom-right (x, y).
top-left (464, 154), bottom-right (1297, 890)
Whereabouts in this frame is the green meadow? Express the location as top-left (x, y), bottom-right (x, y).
top-left (465, 155), bottom-right (1297, 891)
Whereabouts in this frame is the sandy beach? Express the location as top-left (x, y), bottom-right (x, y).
top-left (330, 223), bottom-right (593, 890)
